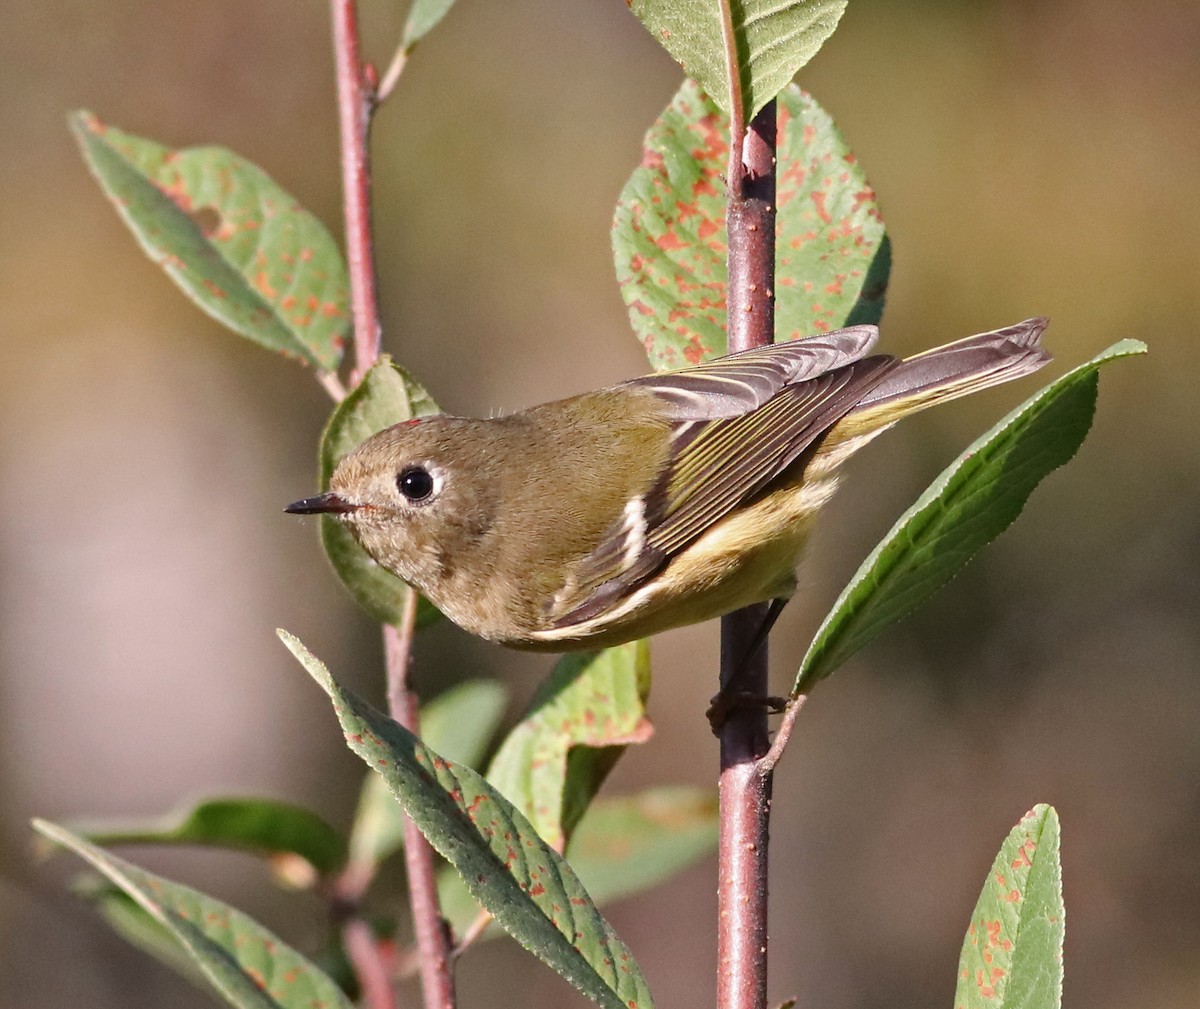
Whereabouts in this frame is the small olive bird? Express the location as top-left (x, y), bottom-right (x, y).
top-left (287, 318), bottom-right (1049, 653)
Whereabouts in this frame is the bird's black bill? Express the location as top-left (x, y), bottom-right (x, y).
top-left (285, 492), bottom-right (357, 515)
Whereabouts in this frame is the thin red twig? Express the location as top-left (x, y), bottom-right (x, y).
top-left (386, 601), bottom-right (457, 1009)
top-left (717, 93), bottom-right (779, 1009)
top-left (329, 2), bottom-right (455, 1005)
top-left (331, 0), bottom-right (382, 387)
top-left (342, 917), bottom-right (400, 1009)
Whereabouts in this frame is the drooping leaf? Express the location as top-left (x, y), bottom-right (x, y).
top-left (34, 820), bottom-right (355, 1009)
top-left (347, 680), bottom-right (510, 871)
top-left (795, 339), bottom-right (1147, 693)
top-left (70, 112), bottom-right (348, 371)
top-left (280, 632), bottom-right (654, 1009)
top-left (71, 797), bottom-right (345, 884)
top-left (486, 642), bottom-right (652, 851)
top-left (317, 356), bottom-right (441, 627)
top-left (613, 82), bottom-right (888, 371)
top-left (955, 805), bottom-right (1063, 1009)
top-left (627, 0), bottom-right (847, 123)
top-left (73, 879), bottom-right (210, 990)
top-left (438, 785), bottom-right (718, 941)
top-left (402, 0), bottom-right (459, 48)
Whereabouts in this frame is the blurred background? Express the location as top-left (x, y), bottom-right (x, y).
top-left (2, 0), bottom-right (1196, 1006)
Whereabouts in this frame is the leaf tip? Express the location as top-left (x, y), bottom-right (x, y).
top-left (276, 628), bottom-right (334, 693)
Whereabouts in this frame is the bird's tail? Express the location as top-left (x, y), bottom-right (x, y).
top-left (828, 317), bottom-right (1051, 444)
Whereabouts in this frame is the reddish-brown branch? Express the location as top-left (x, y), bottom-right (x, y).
top-left (331, 0), bottom-right (382, 386)
top-left (330, 3), bottom-right (454, 1005)
top-left (385, 601), bottom-right (457, 1009)
top-left (342, 917), bottom-right (400, 1009)
top-left (718, 98), bottom-right (778, 1009)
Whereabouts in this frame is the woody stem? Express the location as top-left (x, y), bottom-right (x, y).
top-left (330, 2), bottom-right (456, 1007)
top-left (718, 98), bottom-right (778, 1009)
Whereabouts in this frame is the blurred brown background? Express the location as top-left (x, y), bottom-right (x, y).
top-left (2, 1), bottom-right (1197, 1007)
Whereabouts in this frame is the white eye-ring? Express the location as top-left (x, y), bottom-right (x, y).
top-left (396, 462), bottom-right (444, 504)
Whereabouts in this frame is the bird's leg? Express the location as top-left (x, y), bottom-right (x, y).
top-left (706, 597), bottom-right (790, 734)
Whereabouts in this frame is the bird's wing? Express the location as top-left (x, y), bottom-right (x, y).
top-left (548, 354), bottom-right (896, 627)
top-left (620, 325), bottom-right (880, 419)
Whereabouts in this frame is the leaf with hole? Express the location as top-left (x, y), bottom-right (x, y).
top-left (955, 805), bottom-right (1063, 1009)
top-left (627, 0), bottom-right (847, 123)
top-left (34, 820), bottom-right (354, 1009)
top-left (279, 631), bottom-right (655, 1009)
top-left (318, 356), bottom-right (442, 627)
top-left (795, 339), bottom-right (1147, 692)
top-left (70, 111), bottom-right (348, 371)
top-left (613, 82), bottom-right (888, 371)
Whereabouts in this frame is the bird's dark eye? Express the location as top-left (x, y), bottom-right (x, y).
top-left (397, 466), bottom-right (435, 502)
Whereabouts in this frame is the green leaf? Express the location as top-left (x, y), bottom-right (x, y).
top-left (486, 642), bottom-right (652, 851)
top-left (318, 356), bottom-right (442, 627)
top-left (34, 820), bottom-right (355, 1009)
top-left (628, 0), bottom-right (847, 123)
top-left (613, 82), bottom-right (888, 371)
top-left (70, 112), bottom-right (348, 371)
top-left (279, 631), bottom-right (654, 1009)
top-left (955, 805), bottom-right (1063, 1009)
top-left (402, 0), bottom-right (458, 49)
top-left (71, 797), bottom-right (345, 883)
top-left (438, 786), bottom-right (718, 941)
top-left (795, 339), bottom-right (1147, 693)
top-left (348, 680), bottom-right (509, 871)
top-left (560, 786), bottom-right (717, 906)
top-left (73, 879), bottom-right (210, 990)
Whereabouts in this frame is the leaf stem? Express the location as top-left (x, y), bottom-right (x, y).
top-left (375, 45), bottom-right (410, 105)
top-left (718, 95), bottom-right (778, 1009)
top-left (331, 0), bottom-right (382, 385)
top-left (317, 369), bottom-right (349, 402)
top-left (717, 0), bottom-right (746, 197)
top-left (756, 694), bottom-right (805, 777)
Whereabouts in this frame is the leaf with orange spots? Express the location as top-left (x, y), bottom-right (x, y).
top-left (317, 356), bottom-right (441, 628)
top-left (486, 642), bottom-right (652, 852)
top-left (33, 819), bottom-right (355, 1009)
top-left (954, 805), bottom-right (1063, 1009)
top-left (70, 111), bottom-right (349, 372)
top-left (613, 82), bottom-right (888, 372)
top-left (437, 785), bottom-right (718, 941)
top-left (348, 680), bottom-right (509, 874)
top-left (68, 797), bottom-right (346, 883)
top-left (280, 631), bottom-right (656, 1009)
top-left (73, 881), bottom-right (210, 991)
top-left (794, 338), bottom-right (1146, 693)
top-left (627, 0), bottom-right (847, 123)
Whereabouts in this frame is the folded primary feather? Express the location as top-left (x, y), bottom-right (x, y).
top-left (546, 318), bottom-right (1050, 631)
